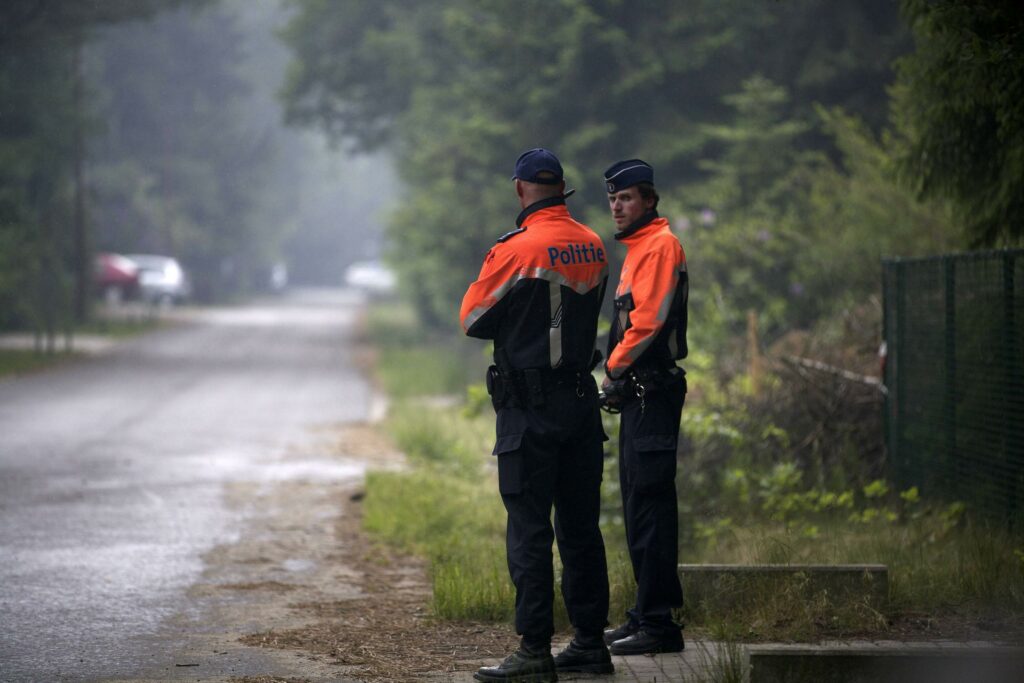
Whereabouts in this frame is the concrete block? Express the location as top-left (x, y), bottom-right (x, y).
top-left (747, 642), bottom-right (1024, 683)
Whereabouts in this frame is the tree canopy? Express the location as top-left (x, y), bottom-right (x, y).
top-left (281, 0), bottom-right (919, 337)
top-left (893, 0), bottom-right (1024, 246)
top-left (0, 0), bottom-right (213, 334)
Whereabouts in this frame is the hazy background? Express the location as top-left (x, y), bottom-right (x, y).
top-left (1, 0), bottom-right (1020, 346)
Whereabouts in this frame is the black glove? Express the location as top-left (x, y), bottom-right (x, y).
top-left (599, 378), bottom-right (628, 413)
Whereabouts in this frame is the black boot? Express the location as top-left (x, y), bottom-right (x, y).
top-left (474, 648), bottom-right (557, 682)
top-left (553, 639), bottom-right (614, 674)
top-left (602, 620), bottom-right (639, 646)
top-left (608, 627), bottom-right (684, 655)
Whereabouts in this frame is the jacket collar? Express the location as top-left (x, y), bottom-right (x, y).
top-left (516, 195), bottom-right (567, 228)
top-left (614, 209), bottom-right (659, 241)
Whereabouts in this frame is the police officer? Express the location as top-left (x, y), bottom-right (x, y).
top-left (460, 148), bottom-right (614, 681)
top-left (600, 159), bottom-right (688, 655)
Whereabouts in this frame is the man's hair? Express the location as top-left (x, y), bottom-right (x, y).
top-left (637, 182), bottom-right (659, 210)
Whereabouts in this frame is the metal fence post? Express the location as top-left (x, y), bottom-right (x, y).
top-left (1005, 252), bottom-right (1021, 524)
top-left (944, 257), bottom-right (957, 500)
top-left (894, 262), bottom-right (906, 491)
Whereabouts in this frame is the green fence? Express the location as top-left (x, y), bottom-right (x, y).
top-left (882, 250), bottom-right (1024, 525)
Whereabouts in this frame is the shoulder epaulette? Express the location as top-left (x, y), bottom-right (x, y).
top-left (496, 227), bottom-right (526, 243)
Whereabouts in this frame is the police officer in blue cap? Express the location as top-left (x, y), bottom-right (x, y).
top-left (462, 148), bottom-right (613, 682)
top-left (600, 158), bottom-right (689, 655)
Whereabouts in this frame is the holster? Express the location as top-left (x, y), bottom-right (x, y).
top-left (486, 365), bottom-right (506, 410)
top-left (485, 353), bottom-right (602, 411)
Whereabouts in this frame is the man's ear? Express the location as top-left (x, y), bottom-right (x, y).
top-left (515, 179), bottom-right (524, 199)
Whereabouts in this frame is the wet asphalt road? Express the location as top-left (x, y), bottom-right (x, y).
top-left (0, 289), bottom-right (372, 682)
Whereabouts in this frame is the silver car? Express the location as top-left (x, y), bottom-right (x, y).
top-left (126, 254), bottom-right (191, 305)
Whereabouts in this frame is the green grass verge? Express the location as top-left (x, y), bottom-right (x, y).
top-left (0, 349), bottom-right (78, 377)
top-left (363, 464), bottom-right (514, 621)
top-left (77, 316), bottom-right (163, 338)
top-left (368, 400), bottom-right (1024, 639)
top-left (683, 516), bottom-right (1024, 640)
top-left (363, 429), bottom-right (639, 626)
top-left (363, 301), bottom-right (487, 398)
top-left (376, 347), bottom-right (471, 399)
top-left (359, 301), bottom-right (1024, 641)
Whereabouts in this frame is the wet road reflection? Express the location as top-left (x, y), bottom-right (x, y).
top-left (0, 289), bottom-right (371, 682)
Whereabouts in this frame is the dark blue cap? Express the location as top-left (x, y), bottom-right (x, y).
top-left (512, 148), bottom-right (564, 185)
top-left (604, 159), bottom-right (654, 193)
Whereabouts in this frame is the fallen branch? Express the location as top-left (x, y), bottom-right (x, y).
top-left (780, 355), bottom-right (887, 396)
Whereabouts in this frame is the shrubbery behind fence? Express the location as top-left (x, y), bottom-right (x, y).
top-left (883, 250), bottom-right (1024, 525)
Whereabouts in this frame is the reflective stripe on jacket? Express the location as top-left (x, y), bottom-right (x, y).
top-left (606, 214), bottom-right (688, 379)
top-left (460, 197), bottom-right (608, 371)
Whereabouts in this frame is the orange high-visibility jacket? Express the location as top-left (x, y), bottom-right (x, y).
top-left (460, 197), bottom-right (608, 371)
top-left (606, 215), bottom-right (688, 379)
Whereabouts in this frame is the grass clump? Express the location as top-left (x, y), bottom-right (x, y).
top-left (695, 640), bottom-right (748, 683)
top-left (0, 349), bottom-right (77, 377)
top-left (376, 348), bottom-right (469, 398)
top-left (362, 466), bottom-right (513, 621)
top-left (385, 401), bottom-right (490, 476)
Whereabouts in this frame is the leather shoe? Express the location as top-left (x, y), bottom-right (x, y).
top-left (609, 628), bottom-right (684, 655)
top-left (474, 648), bottom-right (557, 682)
top-left (603, 620), bottom-right (639, 646)
top-left (553, 640), bottom-right (614, 674)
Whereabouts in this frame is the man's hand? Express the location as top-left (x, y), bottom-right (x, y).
top-left (599, 375), bottom-right (626, 413)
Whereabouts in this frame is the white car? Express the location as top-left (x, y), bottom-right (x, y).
top-left (126, 254), bottom-right (191, 305)
top-left (344, 260), bottom-right (397, 296)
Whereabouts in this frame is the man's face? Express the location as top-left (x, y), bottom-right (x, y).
top-left (608, 186), bottom-right (652, 229)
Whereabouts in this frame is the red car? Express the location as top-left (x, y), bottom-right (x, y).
top-left (93, 252), bottom-right (141, 302)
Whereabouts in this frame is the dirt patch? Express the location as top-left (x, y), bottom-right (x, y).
top-left (234, 423), bottom-right (518, 682)
top-left (325, 421), bottom-right (404, 466)
top-left (220, 581), bottom-right (300, 593)
top-left (240, 490), bottom-right (517, 682)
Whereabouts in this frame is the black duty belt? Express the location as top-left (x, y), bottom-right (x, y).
top-left (486, 365), bottom-right (592, 409)
top-left (629, 360), bottom-right (680, 384)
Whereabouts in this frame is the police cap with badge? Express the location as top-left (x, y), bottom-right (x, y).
top-left (604, 159), bottom-right (654, 194)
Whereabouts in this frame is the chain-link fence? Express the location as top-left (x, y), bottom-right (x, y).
top-left (883, 250), bottom-right (1024, 525)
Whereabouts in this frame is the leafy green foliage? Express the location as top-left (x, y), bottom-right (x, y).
top-left (0, 24), bottom-right (73, 331)
top-left (0, 1), bottom-right (212, 332)
top-left (0, 1), bottom-right (205, 48)
top-left (682, 86), bottom-right (954, 348)
top-left (282, 0), bottom-right (911, 330)
top-left (893, 0), bottom-right (1024, 246)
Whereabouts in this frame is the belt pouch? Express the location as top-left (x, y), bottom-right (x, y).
top-left (522, 369), bottom-right (545, 408)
